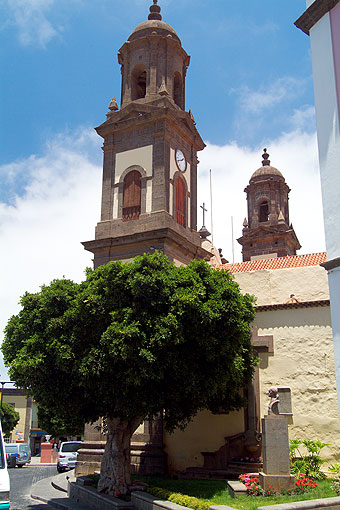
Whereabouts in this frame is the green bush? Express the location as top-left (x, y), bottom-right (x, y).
top-left (146, 487), bottom-right (211, 510)
top-left (289, 439), bottom-right (329, 480)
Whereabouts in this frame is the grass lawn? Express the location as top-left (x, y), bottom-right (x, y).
top-left (131, 476), bottom-right (337, 510)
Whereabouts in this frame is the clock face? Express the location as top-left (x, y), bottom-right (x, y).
top-left (175, 149), bottom-right (187, 172)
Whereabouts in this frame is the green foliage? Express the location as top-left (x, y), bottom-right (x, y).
top-left (2, 252), bottom-right (256, 437)
top-left (147, 487), bottom-right (211, 510)
top-left (329, 463), bottom-right (340, 473)
top-left (37, 403), bottom-right (82, 437)
top-left (289, 439), bottom-right (329, 480)
top-left (0, 402), bottom-right (20, 436)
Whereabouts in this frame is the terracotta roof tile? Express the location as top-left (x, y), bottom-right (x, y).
top-left (219, 252), bottom-right (327, 274)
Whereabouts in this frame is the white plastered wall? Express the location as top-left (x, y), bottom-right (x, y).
top-left (255, 306), bottom-right (339, 465)
top-left (234, 264), bottom-right (340, 464)
top-left (114, 145), bottom-right (153, 219)
top-left (310, 13), bottom-right (340, 261)
top-left (309, 3), bottom-right (340, 421)
top-left (233, 264), bottom-right (329, 307)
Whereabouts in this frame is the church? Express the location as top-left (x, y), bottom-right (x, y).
top-left (77, 1), bottom-right (340, 477)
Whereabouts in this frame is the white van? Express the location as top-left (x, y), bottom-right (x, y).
top-left (0, 424), bottom-right (10, 509)
top-left (5, 443), bottom-right (31, 468)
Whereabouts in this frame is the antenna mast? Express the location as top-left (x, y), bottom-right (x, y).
top-left (231, 216), bottom-right (235, 263)
top-left (210, 169), bottom-right (214, 245)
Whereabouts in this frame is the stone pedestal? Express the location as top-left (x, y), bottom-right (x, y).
top-left (76, 441), bottom-right (106, 477)
top-left (259, 415), bottom-right (295, 491)
top-left (40, 442), bottom-right (52, 464)
top-left (259, 473), bottom-right (295, 491)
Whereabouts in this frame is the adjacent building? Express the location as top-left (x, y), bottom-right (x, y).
top-left (295, 0), bottom-right (340, 418)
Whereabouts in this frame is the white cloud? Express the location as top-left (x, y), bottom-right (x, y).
top-left (0, 128), bottom-right (101, 378)
top-left (235, 77), bottom-right (306, 114)
top-left (0, 125), bottom-right (325, 380)
top-left (3, 0), bottom-right (62, 47)
top-left (290, 105), bottom-right (316, 132)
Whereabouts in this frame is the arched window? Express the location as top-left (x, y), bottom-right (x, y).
top-left (176, 176), bottom-right (186, 227)
top-left (131, 65), bottom-right (147, 100)
top-left (173, 72), bottom-right (183, 108)
top-left (123, 170), bottom-right (141, 221)
top-left (259, 201), bottom-right (269, 222)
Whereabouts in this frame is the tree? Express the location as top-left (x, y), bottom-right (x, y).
top-left (0, 402), bottom-right (20, 436)
top-left (2, 252), bottom-right (256, 495)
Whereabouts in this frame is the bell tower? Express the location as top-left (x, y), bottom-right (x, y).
top-left (82, 1), bottom-right (210, 267)
top-left (238, 150), bottom-right (301, 261)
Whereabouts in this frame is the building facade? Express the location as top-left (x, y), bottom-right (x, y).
top-left (77, 1), bottom-right (340, 477)
top-left (295, 0), bottom-right (340, 420)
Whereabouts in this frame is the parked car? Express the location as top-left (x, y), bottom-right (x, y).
top-left (5, 443), bottom-right (31, 468)
top-left (57, 441), bottom-right (82, 473)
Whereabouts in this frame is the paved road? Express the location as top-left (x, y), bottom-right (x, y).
top-left (9, 465), bottom-right (57, 510)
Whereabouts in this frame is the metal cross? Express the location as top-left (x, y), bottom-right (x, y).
top-left (153, 0), bottom-right (158, 4)
top-left (200, 202), bottom-right (208, 227)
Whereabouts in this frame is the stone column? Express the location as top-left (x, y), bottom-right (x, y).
top-left (244, 367), bottom-right (261, 456)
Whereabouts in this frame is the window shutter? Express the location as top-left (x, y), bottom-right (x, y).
top-left (123, 170), bottom-right (141, 220)
top-left (176, 177), bottom-right (186, 227)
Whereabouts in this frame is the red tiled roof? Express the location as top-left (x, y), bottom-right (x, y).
top-left (220, 253), bottom-right (327, 274)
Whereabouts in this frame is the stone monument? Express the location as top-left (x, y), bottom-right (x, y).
top-left (259, 387), bottom-right (295, 491)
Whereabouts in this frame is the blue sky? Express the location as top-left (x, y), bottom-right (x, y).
top-left (0, 0), bottom-right (325, 379)
top-left (1, 0), bottom-right (313, 166)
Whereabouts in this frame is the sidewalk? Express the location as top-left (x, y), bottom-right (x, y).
top-left (30, 456), bottom-right (56, 466)
top-left (31, 472), bottom-right (92, 510)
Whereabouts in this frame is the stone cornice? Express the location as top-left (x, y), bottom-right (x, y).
top-left (256, 299), bottom-right (330, 312)
top-left (295, 0), bottom-right (340, 35)
top-left (321, 256), bottom-right (340, 271)
top-left (2, 388), bottom-right (26, 396)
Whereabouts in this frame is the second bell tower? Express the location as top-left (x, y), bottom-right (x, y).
top-left (83, 1), bottom-right (210, 267)
top-left (238, 150), bottom-right (301, 261)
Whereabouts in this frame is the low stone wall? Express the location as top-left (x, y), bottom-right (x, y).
top-left (68, 480), bottom-right (133, 510)
top-left (257, 497), bottom-right (340, 510)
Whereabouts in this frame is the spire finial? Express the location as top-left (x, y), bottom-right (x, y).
top-left (262, 148), bottom-right (270, 166)
top-left (148, 0), bottom-right (162, 20)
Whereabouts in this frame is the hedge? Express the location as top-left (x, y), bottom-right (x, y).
top-left (146, 487), bottom-right (211, 510)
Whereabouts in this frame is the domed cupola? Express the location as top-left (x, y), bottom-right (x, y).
top-left (237, 150), bottom-right (301, 262)
top-left (118, 0), bottom-right (190, 110)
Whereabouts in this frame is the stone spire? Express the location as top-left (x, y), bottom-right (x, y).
top-left (148, 0), bottom-right (162, 20)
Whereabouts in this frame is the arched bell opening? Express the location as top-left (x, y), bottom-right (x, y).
top-left (131, 65), bottom-right (147, 101)
top-left (259, 200), bottom-right (269, 222)
top-left (173, 72), bottom-right (183, 109)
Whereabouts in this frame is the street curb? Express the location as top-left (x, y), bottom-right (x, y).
top-left (31, 474), bottom-right (91, 510)
top-left (52, 473), bottom-right (74, 493)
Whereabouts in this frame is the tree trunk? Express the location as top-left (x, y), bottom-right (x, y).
top-left (97, 416), bottom-right (142, 496)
